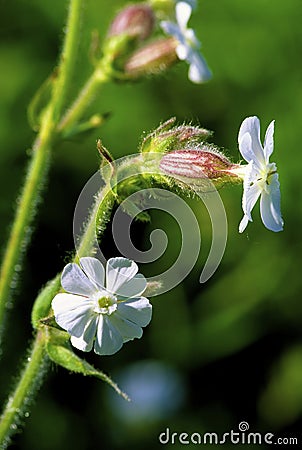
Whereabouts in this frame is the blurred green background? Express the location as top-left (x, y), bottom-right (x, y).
top-left (1, 0), bottom-right (302, 448)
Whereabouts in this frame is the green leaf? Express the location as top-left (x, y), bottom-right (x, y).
top-left (27, 72), bottom-right (55, 131)
top-left (45, 327), bottom-right (129, 400)
top-left (31, 274), bottom-right (61, 330)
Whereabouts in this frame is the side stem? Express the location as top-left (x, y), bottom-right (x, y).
top-left (0, 331), bottom-right (48, 448)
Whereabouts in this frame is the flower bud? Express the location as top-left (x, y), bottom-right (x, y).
top-left (124, 37), bottom-right (178, 78)
top-left (141, 118), bottom-right (212, 153)
top-left (108, 4), bottom-right (155, 41)
top-left (158, 125), bottom-right (213, 145)
top-left (159, 148), bottom-right (241, 188)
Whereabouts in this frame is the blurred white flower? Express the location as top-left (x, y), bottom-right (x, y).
top-left (52, 257), bottom-right (152, 356)
top-left (233, 116), bottom-right (284, 233)
top-left (160, 1), bottom-right (211, 83)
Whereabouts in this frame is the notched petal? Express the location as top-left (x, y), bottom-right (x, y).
top-left (118, 297), bottom-right (152, 327)
top-left (80, 257), bottom-right (105, 288)
top-left (61, 263), bottom-right (98, 296)
top-left (106, 257), bottom-right (139, 293)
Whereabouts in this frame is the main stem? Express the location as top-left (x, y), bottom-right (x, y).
top-left (0, 0), bottom-right (84, 342)
top-left (0, 119), bottom-right (51, 339)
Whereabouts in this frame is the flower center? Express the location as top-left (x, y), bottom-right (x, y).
top-left (184, 29), bottom-right (199, 50)
top-left (256, 165), bottom-right (277, 191)
top-left (265, 169), bottom-right (277, 185)
top-left (93, 291), bottom-right (117, 315)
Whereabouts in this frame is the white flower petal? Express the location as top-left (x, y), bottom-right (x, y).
top-left (52, 293), bottom-right (95, 337)
top-left (263, 120), bottom-right (275, 162)
top-left (176, 1), bottom-right (192, 31)
top-left (241, 162), bottom-right (262, 218)
top-left (109, 313), bottom-right (143, 342)
top-left (239, 162), bottom-right (261, 231)
top-left (176, 43), bottom-right (190, 60)
top-left (61, 263), bottom-right (98, 296)
top-left (160, 20), bottom-right (182, 41)
top-left (80, 257), bottom-right (105, 288)
top-left (238, 132), bottom-right (253, 164)
top-left (239, 214), bottom-right (250, 233)
top-left (242, 182), bottom-right (261, 220)
top-left (260, 174), bottom-right (283, 232)
top-left (94, 315), bottom-right (123, 356)
top-left (118, 297), bottom-right (152, 327)
top-left (71, 336), bottom-right (92, 352)
top-left (70, 315), bottom-right (98, 352)
top-left (115, 274), bottom-right (147, 298)
top-left (106, 257), bottom-right (138, 294)
top-left (188, 52), bottom-right (212, 83)
top-left (52, 292), bottom-right (93, 314)
top-left (185, 28), bottom-right (200, 47)
top-left (238, 116), bottom-right (265, 165)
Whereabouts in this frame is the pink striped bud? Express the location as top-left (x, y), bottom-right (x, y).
top-left (108, 4), bottom-right (155, 41)
top-left (124, 37), bottom-right (178, 78)
top-left (160, 148), bottom-right (241, 188)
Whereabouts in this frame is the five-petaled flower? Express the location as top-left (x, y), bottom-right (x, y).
top-left (160, 1), bottom-right (211, 83)
top-left (52, 257), bottom-right (152, 356)
top-left (232, 116), bottom-right (284, 233)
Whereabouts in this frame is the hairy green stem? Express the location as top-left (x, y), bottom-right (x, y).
top-left (0, 331), bottom-right (48, 449)
top-left (0, 0), bottom-right (84, 343)
top-left (76, 184), bottom-right (115, 258)
top-left (52, 0), bottom-right (84, 123)
top-left (57, 65), bottom-right (110, 134)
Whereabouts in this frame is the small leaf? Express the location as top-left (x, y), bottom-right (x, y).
top-left (60, 112), bottom-right (111, 139)
top-left (45, 327), bottom-right (129, 400)
top-left (31, 274), bottom-right (61, 329)
top-left (28, 71), bottom-right (56, 131)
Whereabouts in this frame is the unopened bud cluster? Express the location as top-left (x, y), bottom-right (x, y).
top-left (106, 2), bottom-right (188, 79)
top-left (139, 118), bottom-right (244, 192)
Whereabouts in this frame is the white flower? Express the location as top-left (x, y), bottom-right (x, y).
top-left (160, 1), bottom-right (211, 83)
top-left (52, 257), bottom-right (152, 356)
top-left (235, 116), bottom-right (284, 233)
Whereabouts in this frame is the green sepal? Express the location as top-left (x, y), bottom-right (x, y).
top-left (140, 118), bottom-right (176, 153)
top-left (28, 72), bottom-right (56, 131)
top-left (31, 274), bottom-right (61, 330)
top-left (45, 327), bottom-right (130, 400)
top-left (40, 314), bottom-right (62, 329)
top-left (140, 118), bottom-right (213, 154)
